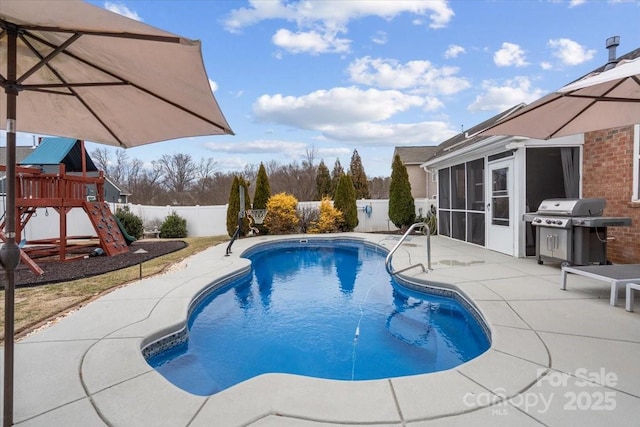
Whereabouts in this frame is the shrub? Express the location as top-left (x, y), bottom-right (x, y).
top-left (297, 204), bottom-right (319, 234)
top-left (115, 205), bottom-right (143, 239)
top-left (160, 211), bottom-right (188, 238)
top-left (416, 212), bottom-right (438, 236)
top-left (264, 193), bottom-right (299, 234)
top-left (333, 174), bottom-right (358, 232)
top-left (308, 198), bottom-right (342, 233)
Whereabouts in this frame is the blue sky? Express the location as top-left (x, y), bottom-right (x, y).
top-left (10, 0), bottom-right (640, 177)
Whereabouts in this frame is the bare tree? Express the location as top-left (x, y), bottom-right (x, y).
top-left (156, 153), bottom-right (198, 193)
top-left (109, 149), bottom-right (130, 185)
top-left (91, 147), bottom-right (111, 173)
top-left (209, 172), bottom-right (236, 205)
top-left (91, 143), bottom-right (386, 206)
top-left (127, 163), bottom-right (164, 204)
top-left (193, 157), bottom-right (219, 197)
top-left (90, 147), bottom-right (130, 187)
top-left (368, 176), bottom-right (391, 199)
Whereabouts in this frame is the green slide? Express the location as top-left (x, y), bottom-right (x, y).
top-left (113, 215), bottom-right (137, 245)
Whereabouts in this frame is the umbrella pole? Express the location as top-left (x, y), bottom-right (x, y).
top-left (2, 26), bottom-right (21, 427)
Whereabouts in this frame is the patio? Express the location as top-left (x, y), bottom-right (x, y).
top-left (1, 233), bottom-right (639, 426)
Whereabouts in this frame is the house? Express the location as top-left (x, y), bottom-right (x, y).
top-left (393, 146), bottom-right (439, 199)
top-left (103, 176), bottom-right (131, 204)
top-left (577, 47), bottom-right (640, 264)
top-left (422, 42), bottom-right (640, 264)
top-left (422, 105), bottom-right (583, 258)
top-left (0, 145), bottom-right (39, 167)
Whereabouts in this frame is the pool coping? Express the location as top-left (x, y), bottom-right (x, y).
top-left (7, 233), bottom-right (640, 426)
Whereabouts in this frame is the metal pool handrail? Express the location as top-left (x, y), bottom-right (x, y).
top-left (385, 222), bottom-right (432, 276)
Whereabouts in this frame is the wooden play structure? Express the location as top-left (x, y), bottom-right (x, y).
top-left (0, 139), bottom-right (131, 275)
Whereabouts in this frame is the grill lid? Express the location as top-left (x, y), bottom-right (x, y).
top-left (536, 198), bottom-right (606, 217)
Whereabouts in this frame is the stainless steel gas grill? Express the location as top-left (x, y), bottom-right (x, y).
top-left (523, 198), bottom-right (632, 266)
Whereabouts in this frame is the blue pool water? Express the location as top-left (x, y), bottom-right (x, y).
top-left (147, 240), bottom-right (490, 396)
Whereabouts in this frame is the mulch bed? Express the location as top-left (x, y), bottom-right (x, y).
top-left (10, 240), bottom-right (187, 287)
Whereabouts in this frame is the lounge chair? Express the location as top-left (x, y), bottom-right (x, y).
top-left (626, 283), bottom-right (640, 312)
top-left (560, 264), bottom-right (640, 307)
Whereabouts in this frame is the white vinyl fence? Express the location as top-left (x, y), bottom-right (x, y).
top-left (0, 197), bottom-right (436, 240)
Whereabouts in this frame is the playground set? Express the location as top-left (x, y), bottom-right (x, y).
top-left (0, 138), bottom-right (133, 276)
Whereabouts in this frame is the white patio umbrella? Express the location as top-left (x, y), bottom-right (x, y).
top-left (0, 1), bottom-right (233, 424)
top-left (480, 57), bottom-right (640, 140)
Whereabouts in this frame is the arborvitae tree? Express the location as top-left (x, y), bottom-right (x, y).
top-left (315, 160), bottom-right (332, 200)
top-left (330, 158), bottom-right (344, 196)
top-left (252, 163), bottom-right (271, 234)
top-left (226, 176), bottom-right (251, 237)
top-left (349, 149), bottom-right (370, 199)
top-left (253, 163), bottom-right (271, 209)
top-left (334, 174), bottom-right (358, 232)
top-left (388, 154), bottom-right (415, 230)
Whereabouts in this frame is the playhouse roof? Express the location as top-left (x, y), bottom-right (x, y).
top-left (19, 137), bottom-right (98, 172)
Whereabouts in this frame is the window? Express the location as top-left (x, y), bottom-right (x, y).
top-left (491, 167), bottom-right (509, 226)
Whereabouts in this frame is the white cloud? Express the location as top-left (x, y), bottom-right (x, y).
top-left (253, 86), bottom-right (425, 129)
top-left (204, 139), bottom-right (349, 167)
top-left (494, 42), bottom-right (529, 67)
top-left (103, 1), bottom-right (142, 21)
top-left (444, 44), bottom-right (466, 59)
top-left (347, 57), bottom-right (470, 95)
top-left (251, 86), bottom-right (457, 145)
top-left (223, 1), bottom-right (453, 55)
top-left (548, 38), bottom-right (596, 66)
top-left (540, 61), bottom-right (553, 70)
top-left (215, 156), bottom-right (248, 171)
top-left (468, 76), bottom-right (546, 112)
top-left (204, 139), bottom-right (308, 154)
top-left (569, 0), bottom-right (586, 7)
top-left (322, 121), bottom-right (457, 145)
top-left (208, 79), bottom-right (218, 93)
top-left (371, 31), bottom-right (388, 45)
top-left (317, 147), bottom-right (353, 158)
top-left (224, 0), bottom-right (454, 32)
top-left (272, 29), bottom-right (350, 54)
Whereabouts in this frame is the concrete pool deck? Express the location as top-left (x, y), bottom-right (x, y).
top-left (2, 233), bottom-right (640, 426)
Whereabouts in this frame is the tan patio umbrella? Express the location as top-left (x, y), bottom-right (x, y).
top-left (0, 1), bottom-right (233, 424)
top-left (480, 57), bottom-right (640, 140)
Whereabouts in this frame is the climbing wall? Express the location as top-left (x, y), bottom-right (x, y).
top-left (83, 201), bottom-right (129, 256)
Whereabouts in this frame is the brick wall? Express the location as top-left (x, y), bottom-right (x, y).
top-left (582, 126), bottom-right (640, 263)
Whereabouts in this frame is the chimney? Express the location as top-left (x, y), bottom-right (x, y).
top-left (604, 36), bottom-right (620, 71)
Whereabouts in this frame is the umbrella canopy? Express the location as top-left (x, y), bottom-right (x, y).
top-left (480, 57), bottom-right (640, 140)
top-left (0, 2), bottom-right (233, 425)
top-left (0, 0), bottom-right (233, 146)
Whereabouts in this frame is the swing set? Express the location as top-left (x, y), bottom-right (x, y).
top-left (0, 140), bottom-right (130, 276)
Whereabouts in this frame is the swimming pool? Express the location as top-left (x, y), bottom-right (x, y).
top-left (146, 239), bottom-right (490, 396)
